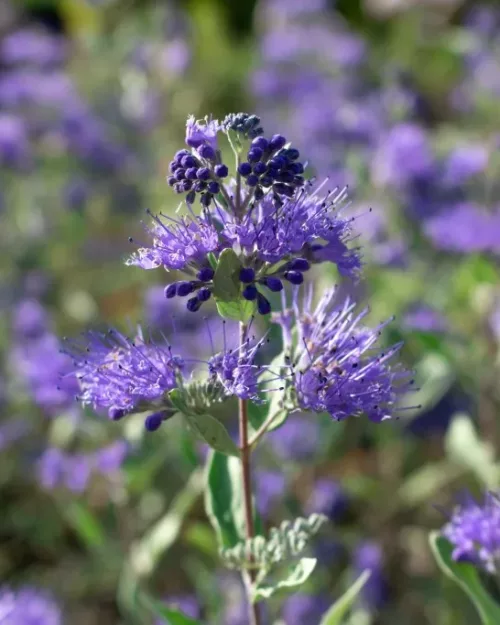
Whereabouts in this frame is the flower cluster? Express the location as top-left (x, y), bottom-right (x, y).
top-left (272, 287), bottom-right (414, 423)
top-left (442, 491), bottom-right (500, 573)
top-left (128, 114), bottom-right (361, 314)
top-left (66, 321), bottom-right (268, 430)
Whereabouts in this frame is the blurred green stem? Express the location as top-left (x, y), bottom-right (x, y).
top-left (239, 322), bottom-right (261, 625)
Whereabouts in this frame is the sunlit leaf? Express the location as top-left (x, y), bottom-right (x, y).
top-left (185, 413), bottom-right (239, 457)
top-left (318, 570), bottom-right (371, 625)
top-left (252, 557), bottom-right (318, 602)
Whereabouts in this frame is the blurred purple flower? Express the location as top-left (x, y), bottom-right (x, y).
top-left (0, 586), bottom-right (62, 625)
top-left (0, 114), bottom-right (31, 169)
top-left (156, 594), bottom-right (200, 624)
top-left (12, 299), bottom-right (49, 339)
top-left (268, 415), bottom-right (320, 461)
top-left (0, 29), bottom-right (66, 67)
top-left (305, 478), bottom-right (349, 521)
top-left (402, 304), bottom-right (448, 333)
top-left (424, 203), bottom-right (500, 254)
top-left (255, 470), bottom-right (286, 516)
top-left (442, 491), bottom-right (500, 573)
top-left (443, 145), bottom-right (489, 186)
top-left (353, 541), bottom-right (389, 610)
top-left (281, 593), bottom-right (331, 625)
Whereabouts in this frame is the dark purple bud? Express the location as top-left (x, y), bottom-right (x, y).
top-left (197, 287), bottom-right (212, 302)
top-left (176, 281), bottom-right (195, 296)
top-left (239, 267), bottom-right (255, 283)
top-left (145, 412), bottom-right (165, 432)
top-left (262, 277), bottom-right (283, 292)
top-left (185, 167), bottom-right (198, 180)
top-left (197, 267), bottom-right (214, 281)
top-left (248, 147), bottom-right (263, 162)
top-left (198, 144), bottom-right (216, 160)
top-left (284, 270), bottom-right (304, 285)
top-left (238, 162), bottom-right (252, 176)
top-left (173, 183), bottom-right (183, 194)
top-left (260, 175), bottom-right (273, 187)
top-left (169, 161), bottom-right (180, 173)
top-left (200, 193), bottom-right (212, 207)
top-left (164, 283), bottom-right (177, 299)
top-left (257, 293), bottom-right (271, 315)
top-left (253, 162), bottom-right (267, 175)
top-left (207, 181), bottom-right (220, 194)
top-left (174, 149), bottom-right (190, 162)
top-left (166, 175), bottom-right (176, 187)
top-left (288, 258), bottom-right (310, 271)
top-left (246, 174), bottom-right (259, 187)
top-left (269, 134), bottom-right (287, 151)
top-left (196, 167), bottom-right (211, 181)
top-left (273, 183), bottom-right (294, 197)
top-left (194, 181), bottom-right (207, 192)
top-left (187, 296), bottom-right (202, 312)
top-left (269, 155), bottom-right (286, 169)
top-left (182, 179), bottom-right (192, 191)
top-left (182, 155), bottom-right (198, 169)
top-left (186, 190), bottom-right (196, 204)
top-left (214, 164), bottom-right (228, 178)
top-left (108, 407), bottom-right (126, 421)
top-left (284, 148), bottom-right (300, 160)
top-left (175, 168), bottom-right (186, 181)
top-left (254, 187), bottom-right (264, 200)
top-left (242, 284), bottom-right (258, 301)
top-left (276, 171), bottom-right (294, 183)
top-left (289, 162), bottom-right (304, 174)
top-left (251, 136), bottom-right (268, 151)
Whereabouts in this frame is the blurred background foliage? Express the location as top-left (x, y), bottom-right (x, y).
top-left (1, 0), bottom-right (500, 624)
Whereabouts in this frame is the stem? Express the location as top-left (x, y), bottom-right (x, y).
top-left (239, 322), bottom-right (261, 625)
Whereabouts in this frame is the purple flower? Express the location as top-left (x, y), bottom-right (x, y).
top-left (272, 288), bottom-right (413, 422)
top-left (268, 414), bottom-right (320, 460)
top-left (442, 491), bottom-right (500, 573)
top-left (185, 114), bottom-right (219, 149)
top-left (0, 29), bottom-right (66, 67)
top-left (372, 123), bottom-right (434, 188)
top-left (255, 470), bottom-right (286, 516)
top-left (424, 203), bottom-right (500, 254)
top-left (12, 299), bottom-right (49, 339)
top-left (37, 441), bottom-right (128, 492)
top-left (353, 541), bottom-right (389, 610)
top-left (155, 594), bottom-right (200, 624)
top-left (127, 210), bottom-right (221, 271)
top-left (0, 114), bottom-right (31, 169)
top-left (281, 593), bottom-right (331, 625)
top-left (402, 304), bottom-right (448, 334)
top-left (64, 328), bottom-right (181, 420)
top-left (0, 586), bottom-right (62, 625)
top-left (443, 145), bottom-right (489, 186)
top-left (305, 478), bottom-right (349, 521)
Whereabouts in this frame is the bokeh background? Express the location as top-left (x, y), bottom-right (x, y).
top-left (1, 0), bottom-right (500, 623)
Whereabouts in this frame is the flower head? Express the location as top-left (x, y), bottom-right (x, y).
top-left (0, 587), bottom-right (62, 625)
top-left (272, 287), bottom-right (413, 422)
top-left (442, 491), bottom-right (500, 573)
top-left (186, 114), bottom-right (220, 149)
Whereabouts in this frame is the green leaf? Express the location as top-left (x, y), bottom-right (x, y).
top-left (212, 248), bottom-right (241, 301)
top-left (252, 557), bottom-right (317, 602)
top-left (429, 532), bottom-right (500, 625)
top-left (185, 413), bottom-right (239, 456)
top-left (215, 297), bottom-right (256, 323)
top-left (318, 570), bottom-right (371, 625)
top-left (142, 594), bottom-right (201, 625)
top-left (205, 451), bottom-right (245, 549)
top-left (168, 389), bottom-right (189, 414)
top-left (207, 252), bottom-right (218, 271)
top-left (247, 400), bottom-right (269, 434)
top-left (129, 469), bottom-right (203, 578)
top-left (445, 413), bottom-right (500, 488)
top-left (64, 501), bottom-right (107, 552)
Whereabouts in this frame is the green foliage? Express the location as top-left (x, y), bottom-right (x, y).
top-left (252, 557), bottom-right (318, 602)
top-left (141, 591), bottom-right (202, 625)
top-left (212, 248), bottom-right (256, 321)
top-left (185, 412), bottom-right (239, 457)
top-left (205, 451), bottom-right (246, 549)
top-left (429, 533), bottom-right (500, 625)
top-left (318, 571), bottom-right (371, 625)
